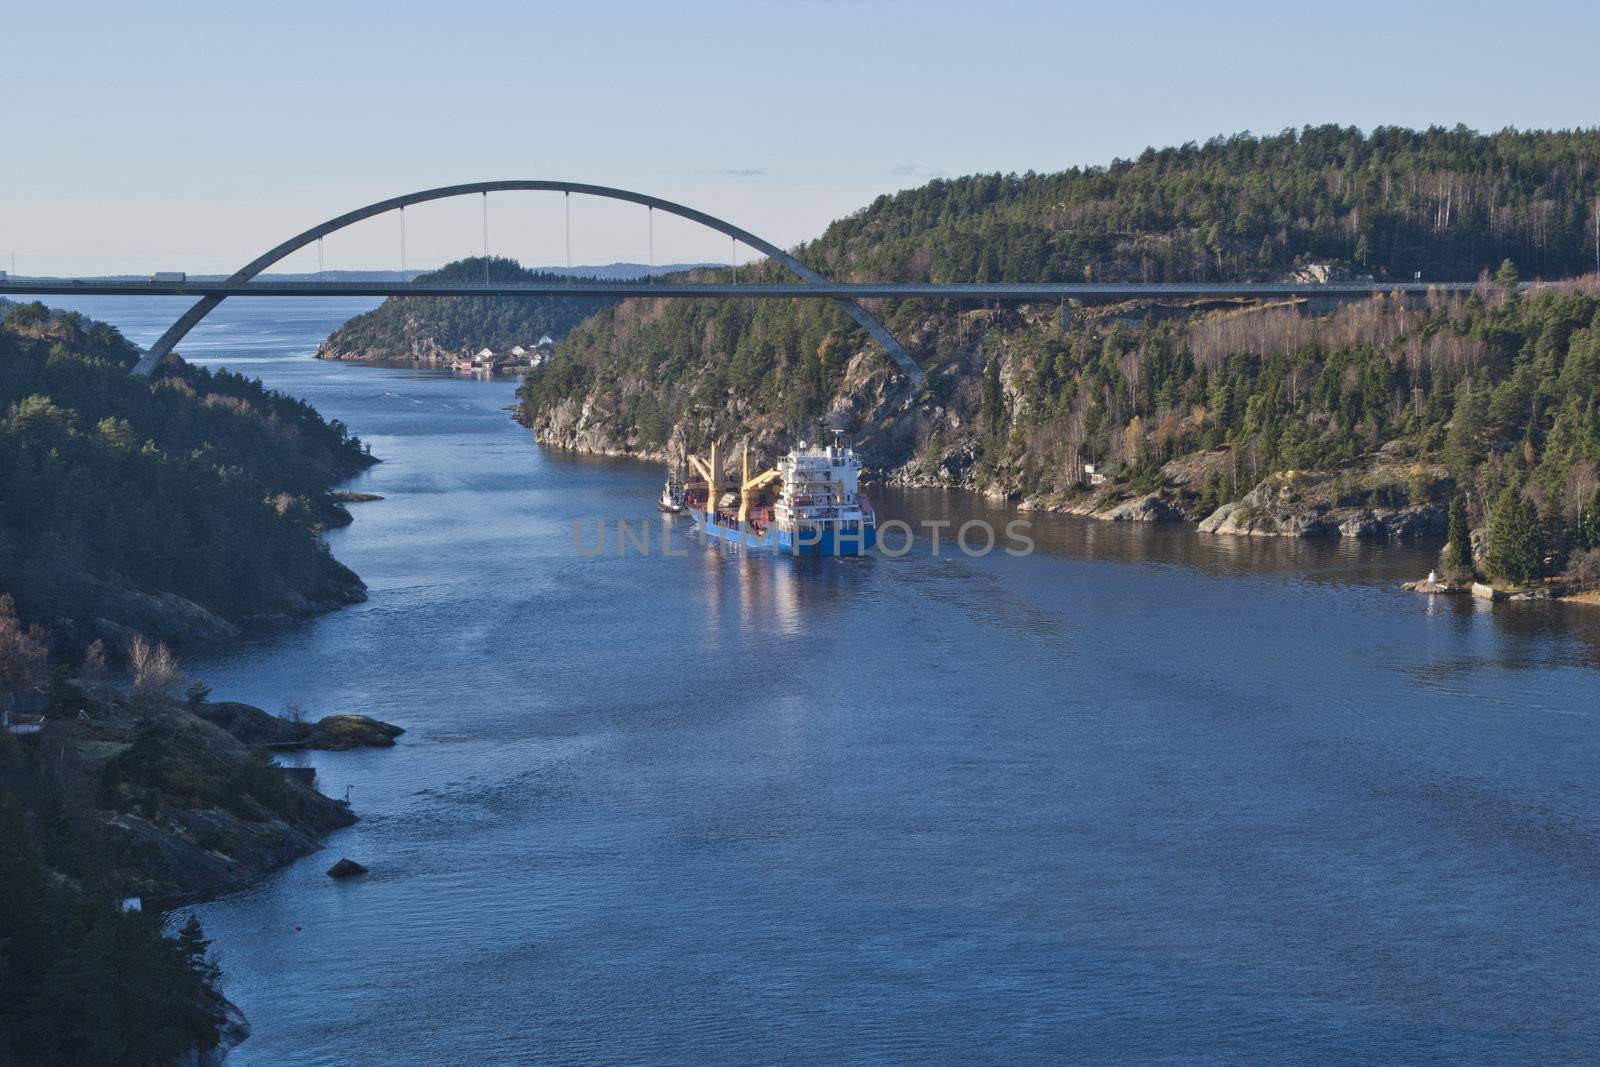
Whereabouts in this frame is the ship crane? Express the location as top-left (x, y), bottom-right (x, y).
top-left (687, 441), bottom-right (736, 524)
top-left (687, 442), bottom-right (780, 529)
top-left (739, 443), bottom-right (781, 527)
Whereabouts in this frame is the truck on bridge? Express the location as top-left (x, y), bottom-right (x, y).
top-left (151, 271), bottom-right (186, 283)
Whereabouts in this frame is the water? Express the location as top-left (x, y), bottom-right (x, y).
top-left (42, 297), bottom-right (1600, 1063)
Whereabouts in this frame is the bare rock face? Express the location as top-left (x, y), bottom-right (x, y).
top-left (1404, 577), bottom-right (1465, 594)
top-left (100, 707), bottom-right (358, 904)
top-left (92, 588), bottom-right (241, 649)
top-left (196, 701), bottom-right (310, 746)
top-left (1098, 492), bottom-right (1186, 523)
top-left (1199, 466), bottom-right (1450, 541)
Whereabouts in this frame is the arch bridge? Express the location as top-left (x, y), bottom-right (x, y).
top-left (0, 180), bottom-right (1496, 384)
top-left (121, 180), bottom-right (926, 381)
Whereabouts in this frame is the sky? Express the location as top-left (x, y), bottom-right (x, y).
top-left (5, 0), bottom-right (1600, 276)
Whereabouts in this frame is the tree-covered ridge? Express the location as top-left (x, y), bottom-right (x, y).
top-left (0, 772), bottom-right (226, 1066)
top-left (0, 302), bottom-right (374, 650)
top-left (518, 276), bottom-right (1600, 585)
top-left (798, 125), bottom-right (1600, 284)
top-left (518, 294), bottom-right (869, 448)
top-left (316, 256), bottom-right (618, 360)
top-left (521, 126), bottom-right (1600, 455)
top-left (977, 275), bottom-right (1600, 576)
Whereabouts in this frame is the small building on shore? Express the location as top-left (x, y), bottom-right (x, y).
top-left (2, 689), bottom-right (47, 735)
top-left (3, 710), bottom-right (46, 736)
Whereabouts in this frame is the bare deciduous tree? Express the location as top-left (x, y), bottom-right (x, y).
top-left (129, 635), bottom-right (184, 701)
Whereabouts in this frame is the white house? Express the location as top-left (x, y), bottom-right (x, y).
top-left (1083, 462), bottom-right (1107, 487)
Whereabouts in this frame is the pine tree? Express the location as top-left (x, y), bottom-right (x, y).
top-left (1484, 485), bottom-right (1542, 583)
top-left (1443, 380), bottom-right (1486, 479)
top-left (1445, 494), bottom-right (1472, 571)
top-left (174, 915), bottom-right (220, 984)
top-left (1494, 258), bottom-right (1520, 290)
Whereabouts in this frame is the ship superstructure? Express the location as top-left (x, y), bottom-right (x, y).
top-left (667, 438), bottom-right (876, 555)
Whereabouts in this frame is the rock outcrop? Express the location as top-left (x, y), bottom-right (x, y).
top-left (1197, 465), bottom-right (1450, 541)
top-left (303, 713), bottom-right (405, 750)
top-left (94, 701), bottom-right (358, 905)
top-left (198, 704), bottom-right (404, 750)
top-left (326, 857), bottom-right (369, 879)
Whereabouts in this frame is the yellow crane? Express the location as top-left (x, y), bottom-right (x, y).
top-left (739, 442), bottom-right (781, 527)
top-left (686, 441), bottom-right (780, 528)
top-left (687, 441), bottom-right (727, 524)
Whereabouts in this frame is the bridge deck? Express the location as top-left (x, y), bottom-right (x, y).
top-left (1, 278), bottom-right (1490, 300)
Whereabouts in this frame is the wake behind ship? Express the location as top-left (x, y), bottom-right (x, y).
top-left (666, 438), bottom-right (876, 555)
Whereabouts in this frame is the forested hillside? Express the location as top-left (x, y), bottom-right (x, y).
top-left (807, 124), bottom-right (1600, 284)
top-left (315, 256), bottom-right (618, 363)
top-left (0, 777), bottom-right (229, 1064)
top-left (0, 301), bottom-right (374, 651)
top-left (517, 126), bottom-right (1600, 586)
top-left (0, 303), bottom-right (387, 1064)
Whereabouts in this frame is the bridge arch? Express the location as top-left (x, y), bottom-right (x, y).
top-left (132, 180), bottom-right (922, 381)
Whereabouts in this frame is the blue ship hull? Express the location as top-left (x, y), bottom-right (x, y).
top-left (699, 518), bottom-right (875, 555)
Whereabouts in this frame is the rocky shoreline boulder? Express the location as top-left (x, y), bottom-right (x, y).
top-left (326, 857), bottom-right (369, 879)
top-left (1198, 465), bottom-right (1450, 541)
top-left (1098, 492), bottom-right (1187, 523)
top-left (304, 713), bottom-right (405, 750)
top-left (198, 705), bottom-right (404, 751)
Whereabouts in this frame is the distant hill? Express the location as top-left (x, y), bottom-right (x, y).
top-left (243, 262), bottom-right (709, 283)
top-left (7, 263), bottom-right (708, 283)
top-left (313, 257), bottom-right (709, 364)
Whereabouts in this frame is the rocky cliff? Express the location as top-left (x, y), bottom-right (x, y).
top-left (519, 296), bottom-right (1462, 542)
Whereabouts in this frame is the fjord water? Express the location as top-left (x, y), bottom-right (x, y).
top-left (48, 298), bottom-right (1600, 1062)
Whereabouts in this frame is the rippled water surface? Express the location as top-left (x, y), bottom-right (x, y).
top-left (44, 298), bottom-right (1600, 1063)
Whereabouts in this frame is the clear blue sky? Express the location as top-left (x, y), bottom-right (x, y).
top-left (6, 0), bottom-right (1600, 275)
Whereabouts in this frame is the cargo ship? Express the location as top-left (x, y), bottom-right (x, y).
top-left (668, 438), bottom-right (877, 555)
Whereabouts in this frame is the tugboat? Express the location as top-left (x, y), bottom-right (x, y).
top-left (665, 436), bottom-right (876, 555)
top-left (658, 463), bottom-right (687, 513)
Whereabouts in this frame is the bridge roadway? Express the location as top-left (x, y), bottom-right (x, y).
top-left (0, 278), bottom-right (1486, 301)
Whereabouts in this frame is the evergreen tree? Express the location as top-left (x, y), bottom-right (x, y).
top-left (1494, 258), bottom-right (1521, 290)
top-left (1581, 485), bottom-right (1600, 550)
top-left (174, 915), bottom-right (220, 984)
top-left (1443, 380), bottom-right (1486, 479)
top-left (1484, 485), bottom-right (1542, 583)
top-left (1445, 494), bottom-right (1472, 571)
